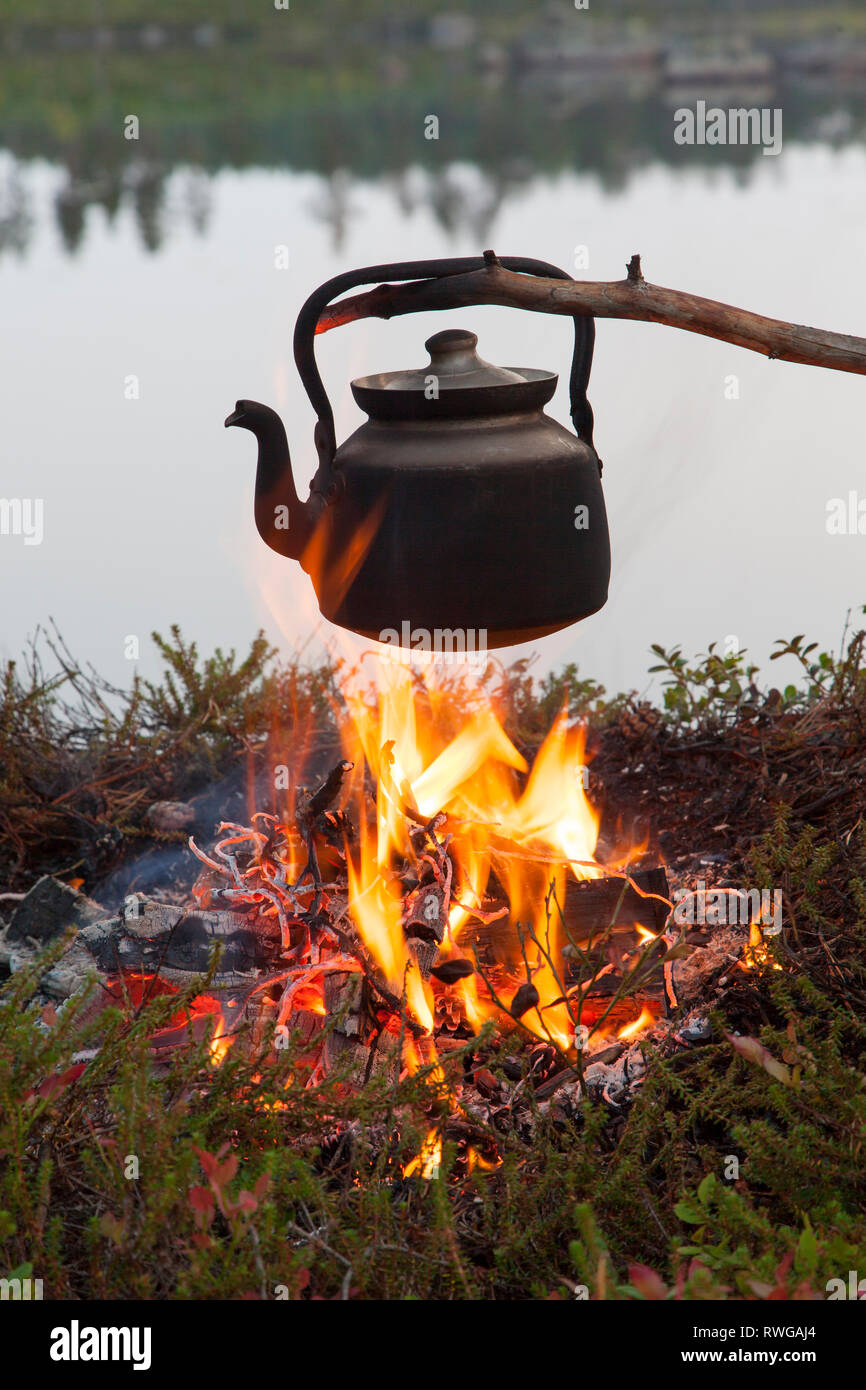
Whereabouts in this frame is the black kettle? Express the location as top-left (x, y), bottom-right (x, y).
top-left (226, 256), bottom-right (610, 649)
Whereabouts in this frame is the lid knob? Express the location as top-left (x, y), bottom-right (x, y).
top-left (423, 327), bottom-right (524, 386)
top-left (379, 327), bottom-right (531, 390)
top-left (425, 329), bottom-right (480, 375)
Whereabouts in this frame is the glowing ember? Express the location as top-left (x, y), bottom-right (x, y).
top-left (742, 917), bottom-right (783, 972)
top-left (89, 972), bottom-right (232, 1062)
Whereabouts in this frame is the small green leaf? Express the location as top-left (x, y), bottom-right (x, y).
top-left (796, 1222), bottom-right (818, 1276)
top-left (674, 1199), bottom-right (705, 1225)
top-left (697, 1172), bottom-right (716, 1206)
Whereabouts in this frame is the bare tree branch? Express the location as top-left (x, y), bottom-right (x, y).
top-left (315, 255), bottom-right (866, 377)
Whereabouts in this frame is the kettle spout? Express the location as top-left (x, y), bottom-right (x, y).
top-left (225, 400), bottom-right (322, 563)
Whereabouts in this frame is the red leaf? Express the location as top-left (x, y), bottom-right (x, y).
top-left (748, 1279), bottom-right (776, 1299)
top-left (188, 1185), bottom-right (215, 1215)
top-left (194, 1147), bottom-right (218, 1181)
top-left (629, 1263), bottom-right (668, 1300)
top-left (38, 1063), bottom-right (86, 1100)
top-left (213, 1155), bottom-right (239, 1190)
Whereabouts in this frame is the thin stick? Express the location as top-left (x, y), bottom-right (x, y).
top-left (316, 254), bottom-right (866, 377)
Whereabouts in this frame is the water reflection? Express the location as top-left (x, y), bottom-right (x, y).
top-left (2, 25), bottom-right (866, 257)
top-left (0, 165), bottom-right (32, 256)
top-left (2, 9), bottom-right (866, 700)
top-left (50, 161), bottom-right (212, 256)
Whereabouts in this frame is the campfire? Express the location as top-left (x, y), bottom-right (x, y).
top-left (174, 660), bottom-right (673, 1082)
top-left (8, 652), bottom-right (789, 1166)
top-left (8, 616), bottom-right (861, 1308)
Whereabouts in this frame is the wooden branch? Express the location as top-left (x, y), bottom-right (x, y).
top-left (315, 254), bottom-right (866, 377)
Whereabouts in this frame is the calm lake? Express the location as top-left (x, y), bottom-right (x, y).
top-left (2, 60), bottom-right (865, 699)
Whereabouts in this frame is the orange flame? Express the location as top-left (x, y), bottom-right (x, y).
top-left (251, 541), bottom-right (648, 1052)
top-left (617, 1005), bottom-right (656, 1042)
top-left (335, 659), bottom-right (634, 1047)
top-left (465, 1146), bottom-right (502, 1174)
top-left (209, 1020), bottom-right (234, 1065)
top-left (403, 1127), bottom-right (442, 1180)
top-left (300, 490), bottom-right (390, 620)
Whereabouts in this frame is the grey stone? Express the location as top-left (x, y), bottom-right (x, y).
top-left (679, 1016), bottom-right (713, 1045)
top-left (145, 801), bottom-right (196, 833)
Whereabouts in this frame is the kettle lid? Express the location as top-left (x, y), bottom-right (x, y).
top-left (350, 327), bottom-right (558, 420)
top-left (382, 328), bottom-right (527, 391)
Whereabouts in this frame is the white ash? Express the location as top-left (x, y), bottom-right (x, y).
top-left (666, 923), bottom-right (748, 1007)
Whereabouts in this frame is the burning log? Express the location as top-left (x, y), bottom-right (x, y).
top-left (323, 967), bottom-right (363, 1038)
top-left (320, 968), bottom-right (403, 1084)
top-left (402, 859), bottom-right (449, 981)
top-left (324, 1024), bottom-right (402, 1087)
top-left (4, 898), bottom-right (278, 1003)
top-left (5, 874), bottom-right (105, 946)
top-left (300, 760), bottom-right (354, 822)
top-left (456, 866), bottom-right (669, 973)
top-left (83, 899), bottom-right (279, 985)
top-left (566, 866), bottom-right (670, 937)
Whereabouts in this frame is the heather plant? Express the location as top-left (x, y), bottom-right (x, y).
top-left (2, 827), bottom-right (865, 1302)
top-left (647, 604), bottom-right (866, 726)
top-left (1, 618), bottom-right (866, 1297)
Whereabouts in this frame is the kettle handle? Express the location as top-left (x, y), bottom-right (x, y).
top-left (293, 255), bottom-right (598, 499)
